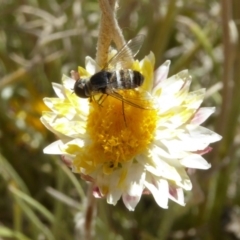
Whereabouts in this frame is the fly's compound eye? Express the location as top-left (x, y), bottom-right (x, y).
top-left (73, 79), bottom-right (89, 98)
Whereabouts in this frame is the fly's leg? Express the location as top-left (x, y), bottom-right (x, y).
top-left (91, 95), bottom-right (98, 106)
top-left (122, 100), bottom-right (127, 127)
top-left (91, 94), bottom-right (109, 108)
top-left (97, 94), bottom-right (109, 106)
top-left (111, 90), bottom-right (127, 127)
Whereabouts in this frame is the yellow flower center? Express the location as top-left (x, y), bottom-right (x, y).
top-left (81, 90), bottom-right (158, 174)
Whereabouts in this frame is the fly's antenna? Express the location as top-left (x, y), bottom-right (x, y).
top-left (70, 70), bottom-right (80, 93)
top-left (70, 70), bottom-right (80, 81)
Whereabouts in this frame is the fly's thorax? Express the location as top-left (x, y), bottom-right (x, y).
top-left (88, 71), bottom-right (112, 94)
top-left (110, 69), bottom-right (144, 89)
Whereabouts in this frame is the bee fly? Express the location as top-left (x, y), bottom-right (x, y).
top-left (75, 68), bottom-right (144, 99)
top-left (73, 35), bottom-right (150, 109)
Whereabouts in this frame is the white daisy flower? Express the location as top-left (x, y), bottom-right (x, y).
top-left (41, 52), bottom-right (221, 211)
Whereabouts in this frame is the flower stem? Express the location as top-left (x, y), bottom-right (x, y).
top-left (84, 183), bottom-right (96, 240)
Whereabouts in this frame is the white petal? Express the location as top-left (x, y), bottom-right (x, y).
top-left (176, 180), bottom-right (192, 190)
top-left (65, 90), bottom-right (89, 117)
top-left (95, 169), bottom-right (123, 206)
top-left (144, 175), bottom-right (169, 208)
top-left (153, 139), bottom-right (188, 159)
top-left (51, 120), bottom-right (87, 138)
top-left (153, 60), bottom-right (171, 90)
top-left (137, 153), bottom-right (192, 191)
top-left (154, 127), bottom-right (184, 139)
top-left (85, 56), bottom-right (99, 75)
top-left (162, 70), bottom-right (190, 93)
top-left (52, 83), bottom-right (66, 99)
top-left (190, 107), bottom-right (215, 125)
top-left (185, 125), bottom-right (222, 144)
top-left (153, 70), bottom-right (187, 98)
top-left (176, 169), bottom-right (192, 190)
top-left (43, 140), bottom-right (66, 154)
top-left (124, 164), bottom-right (145, 195)
top-left (150, 143), bottom-right (188, 166)
top-left (185, 89), bottom-right (206, 109)
top-left (43, 97), bottom-right (59, 111)
top-left (162, 126), bottom-right (222, 153)
top-left (180, 154), bottom-right (211, 169)
top-left (122, 193), bottom-right (141, 211)
top-left (65, 138), bottom-right (85, 149)
top-left (43, 98), bottom-right (77, 121)
top-left (40, 116), bottom-right (70, 139)
top-left (62, 75), bottom-right (75, 91)
top-left (154, 71), bottom-right (192, 113)
top-left (146, 51), bottom-right (155, 65)
top-left (161, 138), bottom-right (200, 154)
top-left (169, 185), bottom-right (185, 206)
top-left (107, 189), bottom-right (122, 205)
top-left (120, 164), bottom-right (146, 211)
top-left (136, 152), bottom-right (182, 182)
top-left (107, 169), bottom-right (125, 205)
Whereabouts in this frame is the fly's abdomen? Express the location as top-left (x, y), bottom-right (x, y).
top-left (109, 70), bottom-right (144, 89)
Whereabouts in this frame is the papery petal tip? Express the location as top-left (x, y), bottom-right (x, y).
top-left (122, 194), bottom-right (141, 211)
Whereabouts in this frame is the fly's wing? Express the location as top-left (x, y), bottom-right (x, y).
top-left (105, 35), bottom-right (145, 70)
top-left (106, 88), bottom-right (158, 110)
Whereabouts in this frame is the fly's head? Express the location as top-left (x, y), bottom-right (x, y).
top-left (73, 78), bottom-right (90, 98)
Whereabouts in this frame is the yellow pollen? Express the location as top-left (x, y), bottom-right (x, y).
top-left (81, 90), bottom-right (158, 173)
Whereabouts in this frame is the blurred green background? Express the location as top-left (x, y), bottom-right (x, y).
top-left (0, 0), bottom-right (240, 239)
